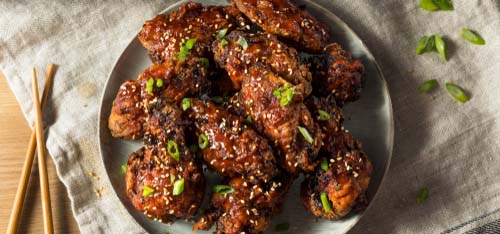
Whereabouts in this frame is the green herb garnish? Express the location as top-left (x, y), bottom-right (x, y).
top-left (320, 159), bottom-right (329, 171)
top-left (170, 173), bottom-right (176, 184)
top-left (336, 183), bottom-right (342, 190)
top-left (198, 133), bottom-right (209, 149)
top-left (272, 84), bottom-right (294, 107)
top-left (420, 0), bottom-right (453, 11)
top-left (216, 28), bottom-right (228, 39)
top-left (318, 110), bottom-right (330, 121)
top-left (167, 140), bottom-right (180, 161)
top-left (434, 35), bottom-right (447, 60)
top-left (420, 0), bottom-right (439, 11)
top-left (121, 164), bottom-right (127, 174)
top-left (416, 187), bottom-right (429, 204)
top-left (416, 35), bottom-right (436, 55)
top-left (418, 79), bottom-right (438, 93)
top-left (445, 83), bottom-right (469, 103)
top-left (142, 185), bottom-right (155, 197)
top-left (246, 115), bottom-right (253, 123)
top-left (173, 178), bottom-right (185, 195)
top-left (320, 192), bottom-right (331, 212)
top-left (182, 98), bottom-right (191, 111)
top-left (221, 38), bottom-right (228, 46)
top-left (275, 223), bottom-right (290, 232)
top-left (237, 36), bottom-right (248, 51)
top-left (461, 28), bottom-right (485, 45)
top-left (156, 79), bottom-right (163, 88)
top-left (212, 185), bottom-right (235, 194)
top-left (146, 77), bottom-right (154, 95)
top-left (175, 38), bottom-right (197, 62)
top-left (298, 126), bottom-right (313, 145)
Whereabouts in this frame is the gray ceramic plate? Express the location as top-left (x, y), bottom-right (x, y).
top-left (98, 0), bottom-right (393, 233)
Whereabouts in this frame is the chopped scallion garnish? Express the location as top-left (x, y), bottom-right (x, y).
top-left (216, 28), bottom-right (228, 39)
top-left (418, 79), bottom-right (437, 93)
top-left (246, 115), bottom-right (253, 123)
top-left (142, 185), bottom-right (155, 197)
top-left (434, 35), bottom-right (447, 61)
top-left (336, 183), bottom-right (342, 191)
top-left (272, 84), bottom-right (294, 107)
top-left (320, 160), bottom-right (329, 171)
top-left (221, 38), bottom-right (228, 46)
top-left (167, 140), bottom-right (180, 161)
top-left (146, 77), bottom-right (154, 95)
top-left (318, 110), bottom-right (330, 121)
top-left (175, 38), bottom-right (197, 62)
top-left (173, 178), bottom-right (185, 195)
top-left (182, 98), bottom-right (191, 111)
top-left (320, 192), bottom-right (331, 212)
top-left (185, 38), bottom-right (197, 49)
top-left (298, 126), bottom-right (313, 144)
top-left (237, 36), bottom-right (248, 51)
top-left (213, 185), bottom-right (235, 194)
top-left (198, 133), bottom-right (209, 149)
top-left (156, 79), bottom-right (163, 88)
top-left (170, 173), bottom-right (176, 184)
top-left (462, 28), bottom-right (485, 45)
top-left (445, 83), bottom-right (469, 103)
top-left (121, 164), bottom-right (127, 174)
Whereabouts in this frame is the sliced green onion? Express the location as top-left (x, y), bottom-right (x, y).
top-left (445, 83), bottom-right (469, 103)
top-left (121, 164), bottom-right (127, 174)
top-left (418, 79), bottom-right (438, 93)
top-left (336, 183), bottom-right (342, 191)
top-left (246, 115), bottom-right (253, 123)
top-left (433, 0), bottom-right (453, 10)
top-left (189, 144), bottom-right (198, 153)
top-left (167, 140), bottom-right (180, 161)
top-left (275, 222), bottom-right (290, 232)
top-left (170, 173), bottom-right (176, 184)
top-left (198, 57), bottom-right (209, 68)
top-left (416, 35), bottom-right (436, 55)
top-left (216, 28), bottom-right (228, 39)
top-left (182, 98), bottom-right (191, 111)
top-left (420, 0), bottom-right (439, 11)
top-left (220, 38), bottom-right (228, 46)
top-left (272, 84), bottom-right (294, 107)
top-left (320, 160), bottom-right (329, 171)
top-left (462, 28), bottom-right (485, 45)
top-left (173, 178), bottom-right (185, 195)
top-left (320, 192), bottom-right (331, 212)
top-left (213, 185), bottom-right (235, 194)
top-left (142, 185), bottom-right (155, 197)
top-left (185, 38), bottom-right (197, 49)
top-left (318, 110), bottom-right (330, 121)
top-left (434, 35), bottom-right (447, 61)
top-left (198, 133), bottom-right (209, 149)
top-left (416, 187), bottom-right (429, 204)
top-left (146, 77), bottom-right (154, 95)
top-left (298, 126), bottom-right (313, 144)
top-left (237, 36), bottom-right (248, 51)
top-left (156, 79), bottom-right (163, 88)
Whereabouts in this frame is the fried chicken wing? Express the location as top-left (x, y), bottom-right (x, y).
top-left (212, 30), bottom-right (312, 94)
top-left (126, 102), bottom-right (206, 223)
top-left (138, 2), bottom-right (248, 64)
top-left (239, 66), bottom-right (322, 174)
top-left (108, 57), bottom-right (209, 139)
top-left (185, 99), bottom-right (278, 183)
top-left (308, 43), bottom-right (365, 105)
top-left (230, 0), bottom-right (329, 52)
top-left (301, 96), bottom-right (372, 219)
top-left (193, 174), bottom-right (293, 234)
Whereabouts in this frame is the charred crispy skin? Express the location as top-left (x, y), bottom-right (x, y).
top-left (308, 43), bottom-right (365, 105)
top-left (194, 175), bottom-right (292, 234)
top-left (230, 0), bottom-right (329, 52)
top-left (186, 99), bottom-right (278, 183)
top-left (239, 66), bottom-right (322, 174)
top-left (108, 57), bottom-right (209, 139)
top-left (212, 31), bottom-right (312, 95)
top-left (138, 2), bottom-right (248, 64)
top-left (301, 96), bottom-right (372, 220)
top-left (108, 80), bottom-right (144, 139)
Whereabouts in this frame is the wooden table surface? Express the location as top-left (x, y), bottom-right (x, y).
top-left (0, 72), bottom-right (79, 233)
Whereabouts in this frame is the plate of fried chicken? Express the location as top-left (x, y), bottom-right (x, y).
top-left (98, 0), bottom-right (393, 233)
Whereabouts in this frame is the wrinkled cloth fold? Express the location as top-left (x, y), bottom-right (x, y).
top-left (1, 0), bottom-right (499, 233)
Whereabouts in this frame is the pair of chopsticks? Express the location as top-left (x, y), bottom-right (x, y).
top-left (7, 65), bottom-right (55, 234)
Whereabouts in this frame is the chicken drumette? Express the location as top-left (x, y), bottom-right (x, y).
top-left (126, 102), bottom-right (205, 223)
top-left (138, 2), bottom-right (248, 64)
top-left (185, 99), bottom-right (278, 183)
top-left (229, 0), bottom-right (329, 52)
top-left (301, 96), bottom-right (372, 219)
top-left (108, 57), bottom-right (209, 139)
top-left (193, 174), bottom-right (293, 234)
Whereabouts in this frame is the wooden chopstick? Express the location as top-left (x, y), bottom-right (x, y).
top-left (32, 68), bottom-right (54, 234)
top-left (6, 65), bottom-right (55, 234)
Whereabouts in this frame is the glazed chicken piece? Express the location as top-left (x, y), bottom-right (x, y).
top-left (307, 43), bottom-right (365, 105)
top-left (138, 2), bottom-right (248, 64)
top-left (108, 57), bottom-right (209, 139)
top-left (185, 99), bottom-right (278, 183)
top-left (212, 30), bottom-right (312, 95)
top-left (301, 96), bottom-right (372, 220)
top-left (193, 174), bottom-right (293, 234)
top-left (125, 102), bottom-right (205, 223)
top-left (229, 0), bottom-right (329, 52)
top-left (238, 65), bottom-right (322, 174)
